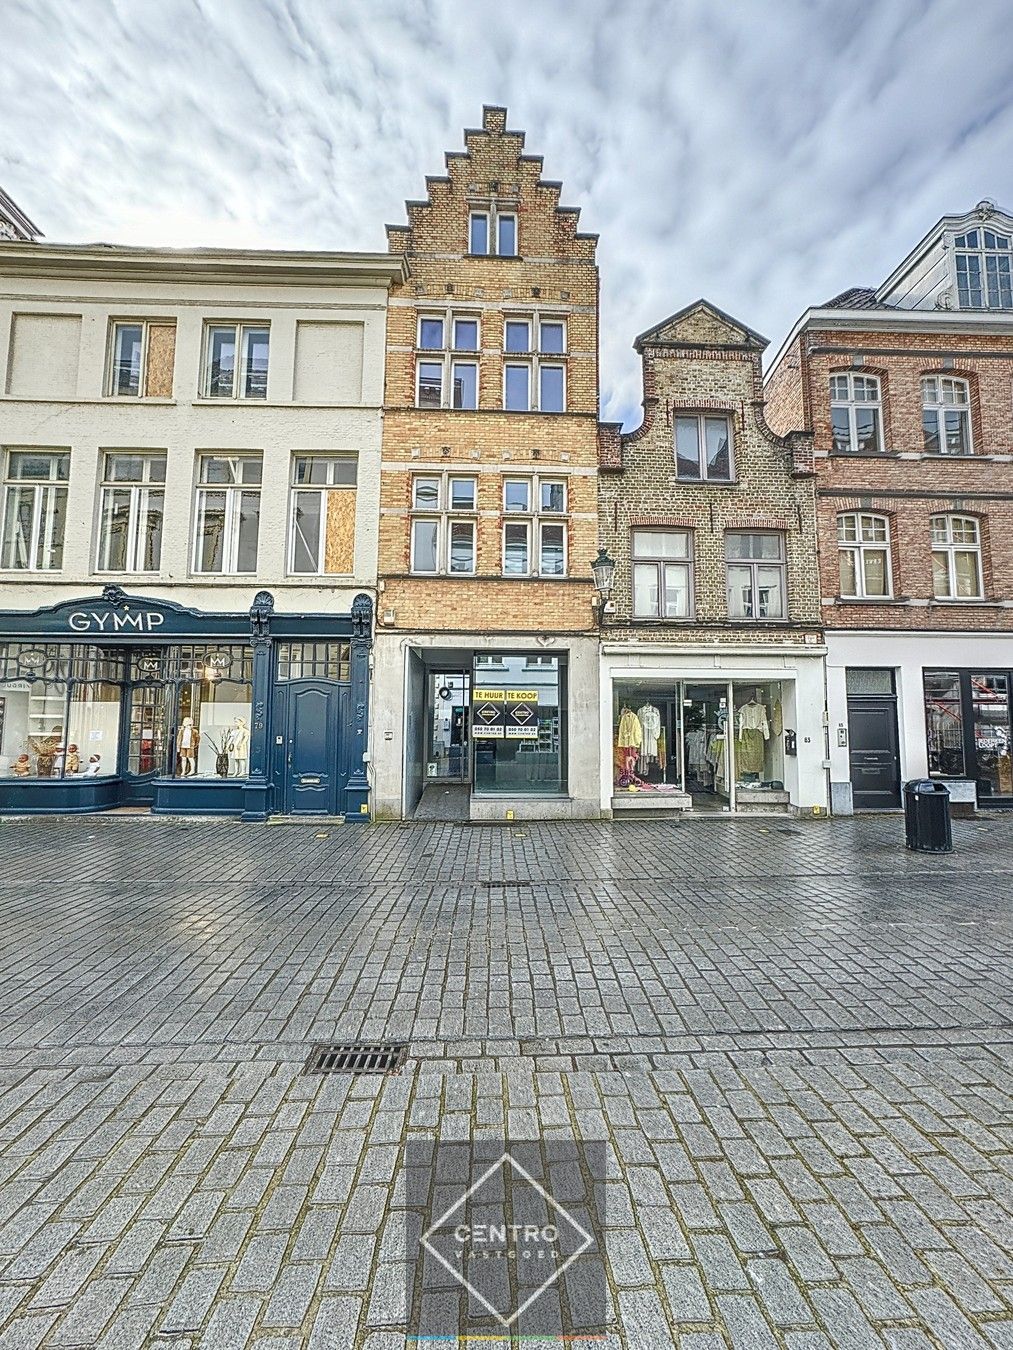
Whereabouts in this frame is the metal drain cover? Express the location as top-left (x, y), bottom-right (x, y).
top-left (304, 1042), bottom-right (408, 1075)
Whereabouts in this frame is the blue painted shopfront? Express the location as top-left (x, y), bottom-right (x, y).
top-left (0, 587), bottom-right (373, 820)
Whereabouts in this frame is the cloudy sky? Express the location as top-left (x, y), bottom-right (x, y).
top-left (5, 0), bottom-right (1013, 425)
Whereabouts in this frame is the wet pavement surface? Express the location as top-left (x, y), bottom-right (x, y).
top-left (0, 813), bottom-right (1011, 1347)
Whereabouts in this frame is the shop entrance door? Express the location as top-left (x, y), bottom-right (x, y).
top-left (281, 680), bottom-right (341, 815)
top-left (847, 670), bottom-right (901, 809)
top-left (682, 682), bottom-right (734, 811)
top-left (121, 682), bottom-right (168, 805)
top-left (425, 672), bottom-right (470, 782)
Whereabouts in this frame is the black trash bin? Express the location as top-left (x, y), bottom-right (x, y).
top-left (903, 779), bottom-right (952, 853)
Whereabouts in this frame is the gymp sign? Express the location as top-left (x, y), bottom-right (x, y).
top-left (67, 609), bottom-right (166, 633)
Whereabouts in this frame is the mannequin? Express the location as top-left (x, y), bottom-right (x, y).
top-left (65, 744), bottom-right (80, 775)
top-left (84, 754), bottom-right (102, 776)
top-left (736, 690), bottom-right (770, 782)
top-left (11, 754), bottom-right (30, 777)
top-left (176, 717), bottom-right (200, 777)
top-left (228, 717), bottom-right (250, 778)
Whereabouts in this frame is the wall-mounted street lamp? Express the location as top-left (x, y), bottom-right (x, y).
top-left (590, 547), bottom-right (616, 626)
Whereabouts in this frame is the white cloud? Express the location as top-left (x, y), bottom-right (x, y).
top-left (3, 0), bottom-right (1012, 425)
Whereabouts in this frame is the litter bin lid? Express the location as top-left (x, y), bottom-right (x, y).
top-left (904, 779), bottom-right (949, 795)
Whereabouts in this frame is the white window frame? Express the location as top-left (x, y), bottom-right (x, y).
top-left (502, 520), bottom-right (531, 576)
top-left (1, 450), bottom-right (70, 572)
top-left (201, 322), bottom-right (270, 400)
top-left (953, 228), bottom-right (1013, 310)
top-left (408, 473), bottom-right (478, 575)
top-left (107, 321), bottom-right (149, 398)
top-left (469, 208), bottom-right (518, 257)
top-left (631, 529), bottom-right (694, 619)
top-left (921, 375), bottom-right (973, 455)
top-left (674, 412), bottom-right (735, 481)
top-left (837, 512), bottom-right (892, 599)
top-left (415, 313), bottom-right (481, 408)
top-left (192, 453), bottom-right (263, 575)
top-left (503, 313), bottom-right (568, 412)
top-left (830, 372), bottom-right (884, 453)
top-left (931, 514), bottom-right (983, 600)
top-left (500, 476), bottom-right (568, 577)
top-left (725, 532), bottom-right (787, 620)
top-left (96, 452), bottom-right (166, 574)
top-left (417, 314), bottom-right (446, 351)
top-left (287, 455), bottom-right (358, 576)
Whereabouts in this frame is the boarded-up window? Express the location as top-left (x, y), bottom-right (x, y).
top-left (144, 324), bottom-right (176, 397)
top-left (289, 455), bottom-right (357, 574)
top-left (7, 314), bottom-right (81, 398)
top-left (293, 322), bottom-right (364, 403)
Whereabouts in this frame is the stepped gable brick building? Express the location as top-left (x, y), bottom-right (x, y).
top-left (371, 106), bottom-right (604, 820)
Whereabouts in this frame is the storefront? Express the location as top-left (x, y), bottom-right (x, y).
top-left (600, 645), bottom-right (829, 817)
top-left (371, 634), bottom-right (600, 820)
top-left (0, 587), bottom-right (372, 819)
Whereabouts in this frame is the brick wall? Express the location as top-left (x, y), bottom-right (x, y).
top-left (598, 302), bottom-right (821, 644)
top-left (766, 325), bottom-right (1013, 632)
top-left (379, 106), bottom-right (599, 635)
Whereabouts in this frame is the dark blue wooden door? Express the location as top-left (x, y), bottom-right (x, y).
top-left (284, 681), bottom-right (339, 814)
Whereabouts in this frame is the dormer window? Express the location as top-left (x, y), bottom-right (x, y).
top-left (954, 228), bottom-right (1012, 309)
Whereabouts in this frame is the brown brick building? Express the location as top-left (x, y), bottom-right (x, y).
top-left (370, 108), bottom-right (603, 820)
top-left (596, 301), bottom-right (828, 817)
top-left (766, 201), bottom-right (1013, 813)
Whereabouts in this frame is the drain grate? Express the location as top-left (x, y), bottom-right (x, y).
top-left (304, 1042), bottom-right (408, 1076)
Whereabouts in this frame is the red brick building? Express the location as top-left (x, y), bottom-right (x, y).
top-left (766, 201), bottom-right (1013, 813)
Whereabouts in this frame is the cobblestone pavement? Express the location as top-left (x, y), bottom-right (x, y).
top-left (0, 813), bottom-right (1010, 1347)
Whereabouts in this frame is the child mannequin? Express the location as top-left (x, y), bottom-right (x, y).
top-left (176, 718), bottom-right (200, 776)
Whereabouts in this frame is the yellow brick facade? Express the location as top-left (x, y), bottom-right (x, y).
top-left (378, 105), bottom-right (600, 635)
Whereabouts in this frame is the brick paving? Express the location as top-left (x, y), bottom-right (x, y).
top-left (0, 814), bottom-right (1010, 1347)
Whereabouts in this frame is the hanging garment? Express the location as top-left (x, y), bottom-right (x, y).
top-left (737, 701), bottom-right (770, 739)
top-left (617, 709), bottom-right (642, 751)
top-left (685, 728), bottom-right (707, 777)
top-left (771, 700), bottom-right (783, 737)
top-left (657, 727), bottom-right (667, 772)
top-left (637, 704), bottom-right (662, 759)
top-left (736, 728), bottom-right (766, 776)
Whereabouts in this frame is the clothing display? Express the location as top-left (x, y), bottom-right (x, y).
top-left (657, 727), bottom-right (667, 772)
top-left (637, 704), bottom-right (661, 758)
top-left (771, 700), bottom-right (783, 737)
top-left (685, 728), bottom-right (707, 778)
top-left (617, 708), bottom-right (642, 750)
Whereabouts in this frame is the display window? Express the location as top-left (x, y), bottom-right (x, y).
top-left (924, 668), bottom-right (1013, 799)
top-left (130, 644), bottom-right (254, 779)
top-left (612, 678), bottom-right (788, 810)
top-left (472, 654), bottom-right (565, 795)
top-left (0, 643), bottom-right (121, 778)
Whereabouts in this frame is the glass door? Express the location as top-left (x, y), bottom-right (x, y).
top-left (125, 683), bottom-right (168, 799)
top-left (969, 672), bottom-right (1012, 799)
top-left (426, 672), bottom-right (470, 782)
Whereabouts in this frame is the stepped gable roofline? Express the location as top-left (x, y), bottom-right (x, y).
top-left (0, 187), bottom-right (42, 241)
top-left (634, 298), bottom-right (768, 353)
top-left (385, 105), bottom-right (598, 248)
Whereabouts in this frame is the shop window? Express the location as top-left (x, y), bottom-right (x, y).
top-left (289, 455), bottom-right (357, 575)
top-left (108, 320), bottom-right (176, 398)
top-left (675, 414), bottom-right (733, 481)
top-left (277, 642), bottom-right (350, 681)
top-left (931, 514), bottom-right (983, 599)
top-left (631, 529), bottom-right (693, 619)
top-left (202, 323), bottom-right (269, 399)
top-left (954, 228), bottom-right (1013, 309)
top-left (924, 670), bottom-right (966, 777)
top-left (472, 653), bottom-right (565, 795)
top-left (922, 376), bottom-right (972, 454)
top-left (725, 532), bottom-right (786, 619)
top-left (96, 452), bottom-right (166, 573)
top-left (409, 474), bottom-right (477, 575)
top-left (1, 450), bottom-right (69, 571)
top-left (830, 373), bottom-right (883, 453)
top-left (837, 512), bottom-right (891, 598)
top-left (0, 643), bottom-right (122, 779)
top-left (193, 454), bottom-right (262, 575)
